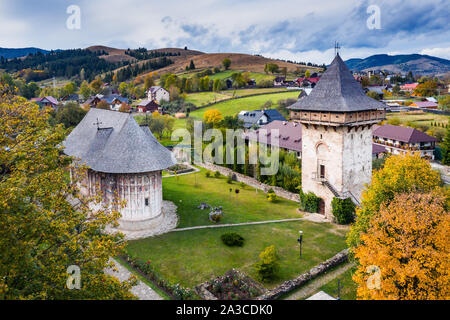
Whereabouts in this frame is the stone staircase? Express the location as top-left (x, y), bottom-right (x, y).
top-left (322, 180), bottom-right (360, 206)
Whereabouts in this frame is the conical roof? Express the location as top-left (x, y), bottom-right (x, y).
top-left (63, 108), bottom-right (176, 173)
top-left (289, 54), bottom-right (386, 112)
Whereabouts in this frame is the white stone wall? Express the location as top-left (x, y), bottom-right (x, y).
top-left (83, 170), bottom-right (163, 225)
top-left (301, 125), bottom-right (372, 219)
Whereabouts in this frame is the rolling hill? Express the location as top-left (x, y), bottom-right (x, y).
top-left (345, 54), bottom-right (450, 75)
top-left (0, 47), bottom-right (50, 59)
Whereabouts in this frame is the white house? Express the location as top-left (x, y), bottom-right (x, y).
top-left (147, 86), bottom-right (170, 103)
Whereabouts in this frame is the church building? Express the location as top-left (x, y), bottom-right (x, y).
top-left (289, 54), bottom-right (386, 219)
top-left (63, 108), bottom-right (176, 232)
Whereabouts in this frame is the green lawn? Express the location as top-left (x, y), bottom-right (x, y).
top-left (189, 91), bottom-right (299, 118)
top-left (386, 111), bottom-right (449, 127)
top-left (126, 221), bottom-right (348, 289)
top-left (163, 167), bottom-right (301, 228)
top-left (314, 266), bottom-right (358, 300)
top-left (185, 92), bottom-right (230, 107)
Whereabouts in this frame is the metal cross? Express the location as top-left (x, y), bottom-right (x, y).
top-left (93, 118), bottom-right (103, 130)
top-left (334, 41), bottom-right (341, 56)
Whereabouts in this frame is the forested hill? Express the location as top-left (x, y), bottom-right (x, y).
top-left (0, 47), bottom-right (50, 59)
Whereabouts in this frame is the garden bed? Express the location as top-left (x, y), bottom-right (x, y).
top-left (195, 269), bottom-right (267, 300)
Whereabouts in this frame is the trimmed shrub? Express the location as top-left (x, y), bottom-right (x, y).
top-left (255, 245), bottom-right (279, 282)
top-left (299, 189), bottom-right (321, 213)
top-left (267, 192), bottom-right (277, 202)
top-left (227, 173), bottom-right (233, 184)
top-left (205, 171), bottom-right (211, 178)
top-left (214, 171), bottom-right (221, 178)
top-left (221, 233), bottom-right (245, 247)
top-left (331, 197), bottom-right (356, 224)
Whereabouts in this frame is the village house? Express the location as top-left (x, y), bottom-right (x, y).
top-left (296, 77), bottom-right (320, 88)
top-left (136, 99), bottom-right (160, 113)
top-left (409, 101), bottom-right (438, 109)
top-left (372, 124), bottom-right (437, 160)
top-left (400, 82), bottom-right (419, 93)
top-left (238, 109), bottom-right (286, 129)
top-left (31, 96), bottom-right (59, 109)
top-left (147, 86), bottom-right (170, 103)
top-left (273, 76), bottom-right (286, 86)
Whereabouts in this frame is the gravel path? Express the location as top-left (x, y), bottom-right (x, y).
top-left (106, 259), bottom-right (163, 300)
top-left (283, 262), bottom-right (354, 300)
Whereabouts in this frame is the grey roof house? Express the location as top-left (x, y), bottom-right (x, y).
top-left (238, 109), bottom-right (286, 129)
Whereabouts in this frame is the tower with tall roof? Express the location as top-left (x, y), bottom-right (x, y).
top-left (289, 54), bottom-right (386, 219)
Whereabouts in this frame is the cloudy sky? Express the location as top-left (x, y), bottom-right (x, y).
top-left (0, 0), bottom-right (449, 64)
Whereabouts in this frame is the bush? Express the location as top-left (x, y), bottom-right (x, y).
top-left (227, 173), bottom-right (233, 184)
top-left (299, 189), bottom-right (320, 213)
top-left (205, 171), bottom-right (211, 178)
top-left (221, 233), bottom-right (245, 247)
top-left (214, 171), bottom-right (221, 178)
top-left (331, 197), bottom-right (356, 224)
top-left (255, 245), bottom-right (279, 282)
top-left (267, 192), bottom-right (277, 202)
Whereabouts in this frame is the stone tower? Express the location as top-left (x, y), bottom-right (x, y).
top-left (289, 54), bottom-right (386, 220)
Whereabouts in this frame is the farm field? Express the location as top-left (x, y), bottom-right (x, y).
top-left (126, 167), bottom-right (347, 289)
top-left (189, 90), bottom-right (299, 118)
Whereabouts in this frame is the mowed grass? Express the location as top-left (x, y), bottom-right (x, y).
top-left (185, 92), bottom-right (230, 106)
top-left (126, 221), bottom-right (348, 289)
top-left (163, 167), bottom-right (301, 228)
top-left (386, 111), bottom-right (449, 127)
top-left (189, 91), bottom-right (300, 118)
top-left (313, 266), bottom-right (358, 300)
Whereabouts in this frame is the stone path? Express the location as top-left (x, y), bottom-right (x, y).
top-left (107, 200), bottom-right (178, 240)
top-left (171, 218), bottom-right (304, 232)
top-left (283, 262), bottom-right (354, 300)
top-left (106, 259), bottom-right (163, 300)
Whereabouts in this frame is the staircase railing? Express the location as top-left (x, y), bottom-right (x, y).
top-left (312, 172), bottom-right (361, 206)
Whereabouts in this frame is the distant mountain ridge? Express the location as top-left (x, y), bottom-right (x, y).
top-left (345, 54), bottom-right (450, 75)
top-left (0, 47), bottom-right (50, 59)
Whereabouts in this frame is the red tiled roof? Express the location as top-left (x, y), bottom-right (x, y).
top-left (373, 124), bottom-right (437, 143)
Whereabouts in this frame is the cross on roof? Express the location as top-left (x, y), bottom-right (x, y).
top-left (93, 117), bottom-right (103, 130)
top-left (334, 41), bottom-right (341, 56)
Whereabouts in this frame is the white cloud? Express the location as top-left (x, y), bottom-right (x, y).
top-left (420, 47), bottom-right (450, 59)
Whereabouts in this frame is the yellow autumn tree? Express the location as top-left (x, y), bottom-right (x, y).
top-left (347, 153), bottom-right (441, 248)
top-left (203, 109), bottom-right (223, 125)
top-left (353, 191), bottom-right (450, 300)
top-left (0, 87), bottom-right (135, 299)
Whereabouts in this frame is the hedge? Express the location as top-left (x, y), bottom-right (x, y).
top-left (331, 197), bottom-right (356, 224)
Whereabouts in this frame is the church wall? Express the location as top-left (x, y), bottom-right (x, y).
top-left (82, 170), bottom-right (163, 227)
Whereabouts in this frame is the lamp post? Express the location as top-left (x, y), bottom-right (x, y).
top-left (297, 231), bottom-right (303, 259)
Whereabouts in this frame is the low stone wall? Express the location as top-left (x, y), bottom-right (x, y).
top-left (194, 162), bottom-right (300, 203)
top-left (257, 248), bottom-right (349, 300)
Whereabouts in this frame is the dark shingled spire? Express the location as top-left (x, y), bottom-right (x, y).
top-left (288, 54), bottom-right (386, 112)
top-left (63, 108), bottom-right (176, 174)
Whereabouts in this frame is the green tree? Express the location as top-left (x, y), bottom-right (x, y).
top-left (0, 91), bottom-right (135, 299)
top-left (305, 70), bottom-right (311, 78)
top-left (441, 127), bottom-right (450, 165)
top-left (189, 60), bottom-right (195, 70)
top-left (54, 102), bottom-right (87, 128)
top-left (79, 80), bottom-right (91, 100)
top-left (222, 58), bottom-right (231, 70)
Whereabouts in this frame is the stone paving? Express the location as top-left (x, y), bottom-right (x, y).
top-left (109, 200), bottom-right (178, 240)
top-left (106, 259), bottom-right (163, 300)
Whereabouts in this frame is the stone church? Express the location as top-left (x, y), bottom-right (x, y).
top-left (289, 54), bottom-right (386, 219)
top-left (63, 108), bottom-right (176, 232)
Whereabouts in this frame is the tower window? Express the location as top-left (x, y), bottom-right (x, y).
top-left (145, 198), bottom-right (149, 206)
top-left (320, 134), bottom-right (323, 139)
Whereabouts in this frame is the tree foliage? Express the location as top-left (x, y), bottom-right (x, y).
top-left (255, 245), bottom-right (279, 282)
top-left (347, 154), bottom-right (442, 248)
top-left (353, 191), bottom-right (449, 300)
top-left (331, 197), bottom-right (356, 224)
top-left (203, 109), bottom-right (224, 125)
top-left (0, 90), bottom-right (135, 299)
